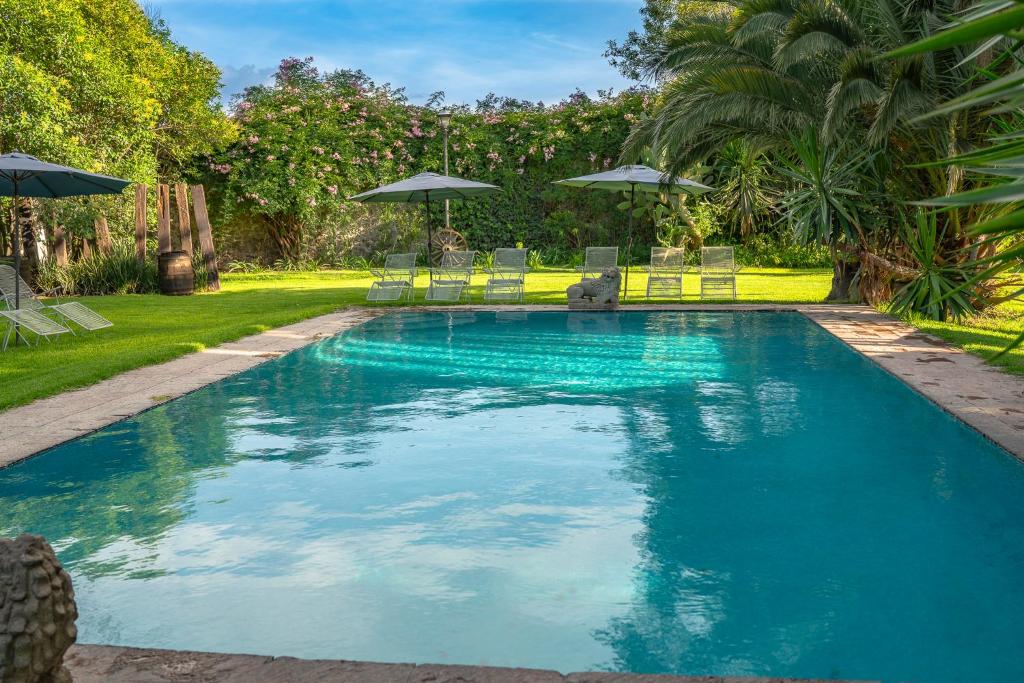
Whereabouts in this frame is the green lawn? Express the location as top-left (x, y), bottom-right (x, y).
top-left (0, 266), bottom-right (1019, 412)
top-left (902, 298), bottom-right (1024, 376)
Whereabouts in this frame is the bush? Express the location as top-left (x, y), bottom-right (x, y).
top-left (36, 241), bottom-right (158, 295)
top-left (35, 241), bottom-right (212, 295)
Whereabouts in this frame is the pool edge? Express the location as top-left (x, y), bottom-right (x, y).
top-left (65, 643), bottom-right (879, 683)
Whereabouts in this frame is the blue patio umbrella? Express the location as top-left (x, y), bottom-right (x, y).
top-left (0, 152), bottom-right (131, 313)
top-left (555, 164), bottom-right (714, 298)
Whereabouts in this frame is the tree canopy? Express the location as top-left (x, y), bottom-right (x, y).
top-left (0, 0), bottom-right (233, 183)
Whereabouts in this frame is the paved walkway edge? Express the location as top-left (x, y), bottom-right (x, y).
top-left (64, 644), bottom-right (875, 683)
top-left (3, 304), bottom-right (1022, 468)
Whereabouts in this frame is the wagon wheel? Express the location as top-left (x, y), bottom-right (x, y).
top-left (430, 228), bottom-right (468, 265)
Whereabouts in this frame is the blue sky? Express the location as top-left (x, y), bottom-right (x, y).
top-left (149, 0), bottom-right (644, 106)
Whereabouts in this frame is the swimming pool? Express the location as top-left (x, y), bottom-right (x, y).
top-left (2, 311), bottom-right (1022, 681)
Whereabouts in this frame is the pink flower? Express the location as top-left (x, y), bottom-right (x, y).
top-left (307, 197), bottom-right (317, 207)
top-left (327, 185), bottom-right (338, 195)
top-left (288, 178), bottom-right (296, 186)
top-left (247, 135), bottom-right (260, 144)
top-left (332, 152), bottom-right (342, 160)
top-left (384, 150), bottom-right (394, 160)
top-left (312, 146), bottom-right (325, 155)
top-left (266, 155), bottom-right (276, 161)
top-left (237, 101), bottom-right (253, 111)
top-left (543, 145), bottom-right (555, 161)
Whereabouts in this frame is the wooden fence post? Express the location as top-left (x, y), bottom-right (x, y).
top-left (190, 184), bottom-right (220, 291)
top-left (174, 183), bottom-right (193, 257)
top-left (80, 238), bottom-right (92, 260)
top-left (156, 183), bottom-right (172, 254)
top-left (53, 226), bottom-right (68, 267)
top-left (94, 215), bottom-right (112, 256)
top-left (134, 184), bottom-right (147, 263)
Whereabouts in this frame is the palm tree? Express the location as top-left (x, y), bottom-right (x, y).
top-left (623, 0), bottom-right (990, 303)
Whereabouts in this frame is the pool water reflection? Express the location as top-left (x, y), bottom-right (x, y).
top-left (2, 312), bottom-right (1022, 682)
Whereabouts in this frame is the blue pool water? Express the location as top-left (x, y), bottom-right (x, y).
top-left (2, 311), bottom-right (1023, 682)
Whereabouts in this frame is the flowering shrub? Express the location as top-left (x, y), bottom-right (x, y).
top-left (203, 58), bottom-right (648, 263)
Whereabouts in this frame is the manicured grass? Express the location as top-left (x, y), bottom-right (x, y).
top-left (2, 266), bottom-right (1020, 411)
top-left (0, 267), bottom-right (830, 411)
top-left (903, 298), bottom-right (1024, 376)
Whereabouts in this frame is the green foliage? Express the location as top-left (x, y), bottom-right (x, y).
top-left (884, 0), bottom-right (1024, 349)
top-left (890, 212), bottom-right (977, 322)
top-left (35, 241), bottom-right (157, 295)
top-left (0, 0), bottom-right (232, 179)
top-left (0, 0), bottom-right (233, 252)
top-left (618, 0), bottom-right (998, 309)
top-left (204, 58), bottom-right (648, 263)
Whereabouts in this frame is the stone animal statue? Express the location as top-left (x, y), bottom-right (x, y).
top-left (567, 266), bottom-right (621, 307)
top-left (0, 535), bottom-right (77, 683)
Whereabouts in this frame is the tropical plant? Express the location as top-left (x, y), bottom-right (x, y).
top-left (886, 0), bottom-right (1024, 348)
top-left (714, 141), bottom-right (777, 241)
top-left (619, 0), bottom-right (996, 306)
top-left (890, 211), bottom-right (977, 321)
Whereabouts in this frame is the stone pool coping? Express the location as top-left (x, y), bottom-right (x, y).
top-left (2, 303), bottom-right (1022, 467)
top-left (65, 644), bottom-right (877, 682)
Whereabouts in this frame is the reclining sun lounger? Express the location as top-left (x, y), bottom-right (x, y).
top-left (646, 247), bottom-right (685, 299)
top-left (425, 250), bottom-right (476, 302)
top-left (484, 248), bottom-right (529, 302)
top-left (0, 265), bottom-right (112, 332)
top-left (0, 308), bottom-right (71, 350)
top-left (367, 252), bottom-right (417, 302)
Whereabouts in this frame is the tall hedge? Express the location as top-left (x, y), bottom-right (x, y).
top-left (201, 58), bottom-right (649, 264)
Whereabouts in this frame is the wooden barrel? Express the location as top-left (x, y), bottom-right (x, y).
top-left (158, 250), bottom-right (194, 295)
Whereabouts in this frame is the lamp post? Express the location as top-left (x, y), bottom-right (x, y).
top-left (438, 110), bottom-right (452, 230)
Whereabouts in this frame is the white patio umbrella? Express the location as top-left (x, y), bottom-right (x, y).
top-left (555, 165), bottom-right (714, 298)
top-left (350, 172), bottom-right (501, 265)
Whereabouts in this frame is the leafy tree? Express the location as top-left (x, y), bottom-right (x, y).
top-left (0, 0), bottom-right (233, 249)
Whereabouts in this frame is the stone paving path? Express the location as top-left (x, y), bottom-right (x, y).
top-left (2, 304), bottom-right (1021, 468)
top-left (65, 645), bottom-right (874, 683)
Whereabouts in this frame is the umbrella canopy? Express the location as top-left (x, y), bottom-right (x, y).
top-left (350, 172), bottom-right (501, 264)
top-left (554, 164), bottom-right (714, 195)
top-left (0, 152), bottom-right (132, 198)
top-left (554, 164), bottom-right (714, 299)
top-left (0, 152), bottom-right (131, 316)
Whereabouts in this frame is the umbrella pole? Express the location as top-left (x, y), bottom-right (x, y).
top-left (11, 182), bottom-right (20, 345)
top-left (425, 191), bottom-right (433, 267)
top-left (624, 184), bottom-right (635, 301)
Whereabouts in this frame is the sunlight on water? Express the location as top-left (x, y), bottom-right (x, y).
top-left (1, 311), bottom-right (1023, 682)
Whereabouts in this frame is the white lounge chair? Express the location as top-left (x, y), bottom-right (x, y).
top-left (646, 247), bottom-right (685, 300)
top-left (576, 246), bottom-right (619, 281)
top-left (0, 265), bottom-right (112, 332)
top-left (367, 252), bottom-right (417, 302)
top-left (484, 248), bottom-right (529, 302)
top-left (425, 250), bottom-right (476, 302)
top-left (0, 309), bottom-right (71, 350)
top-left (700, 246), bottom-right (739, 300)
